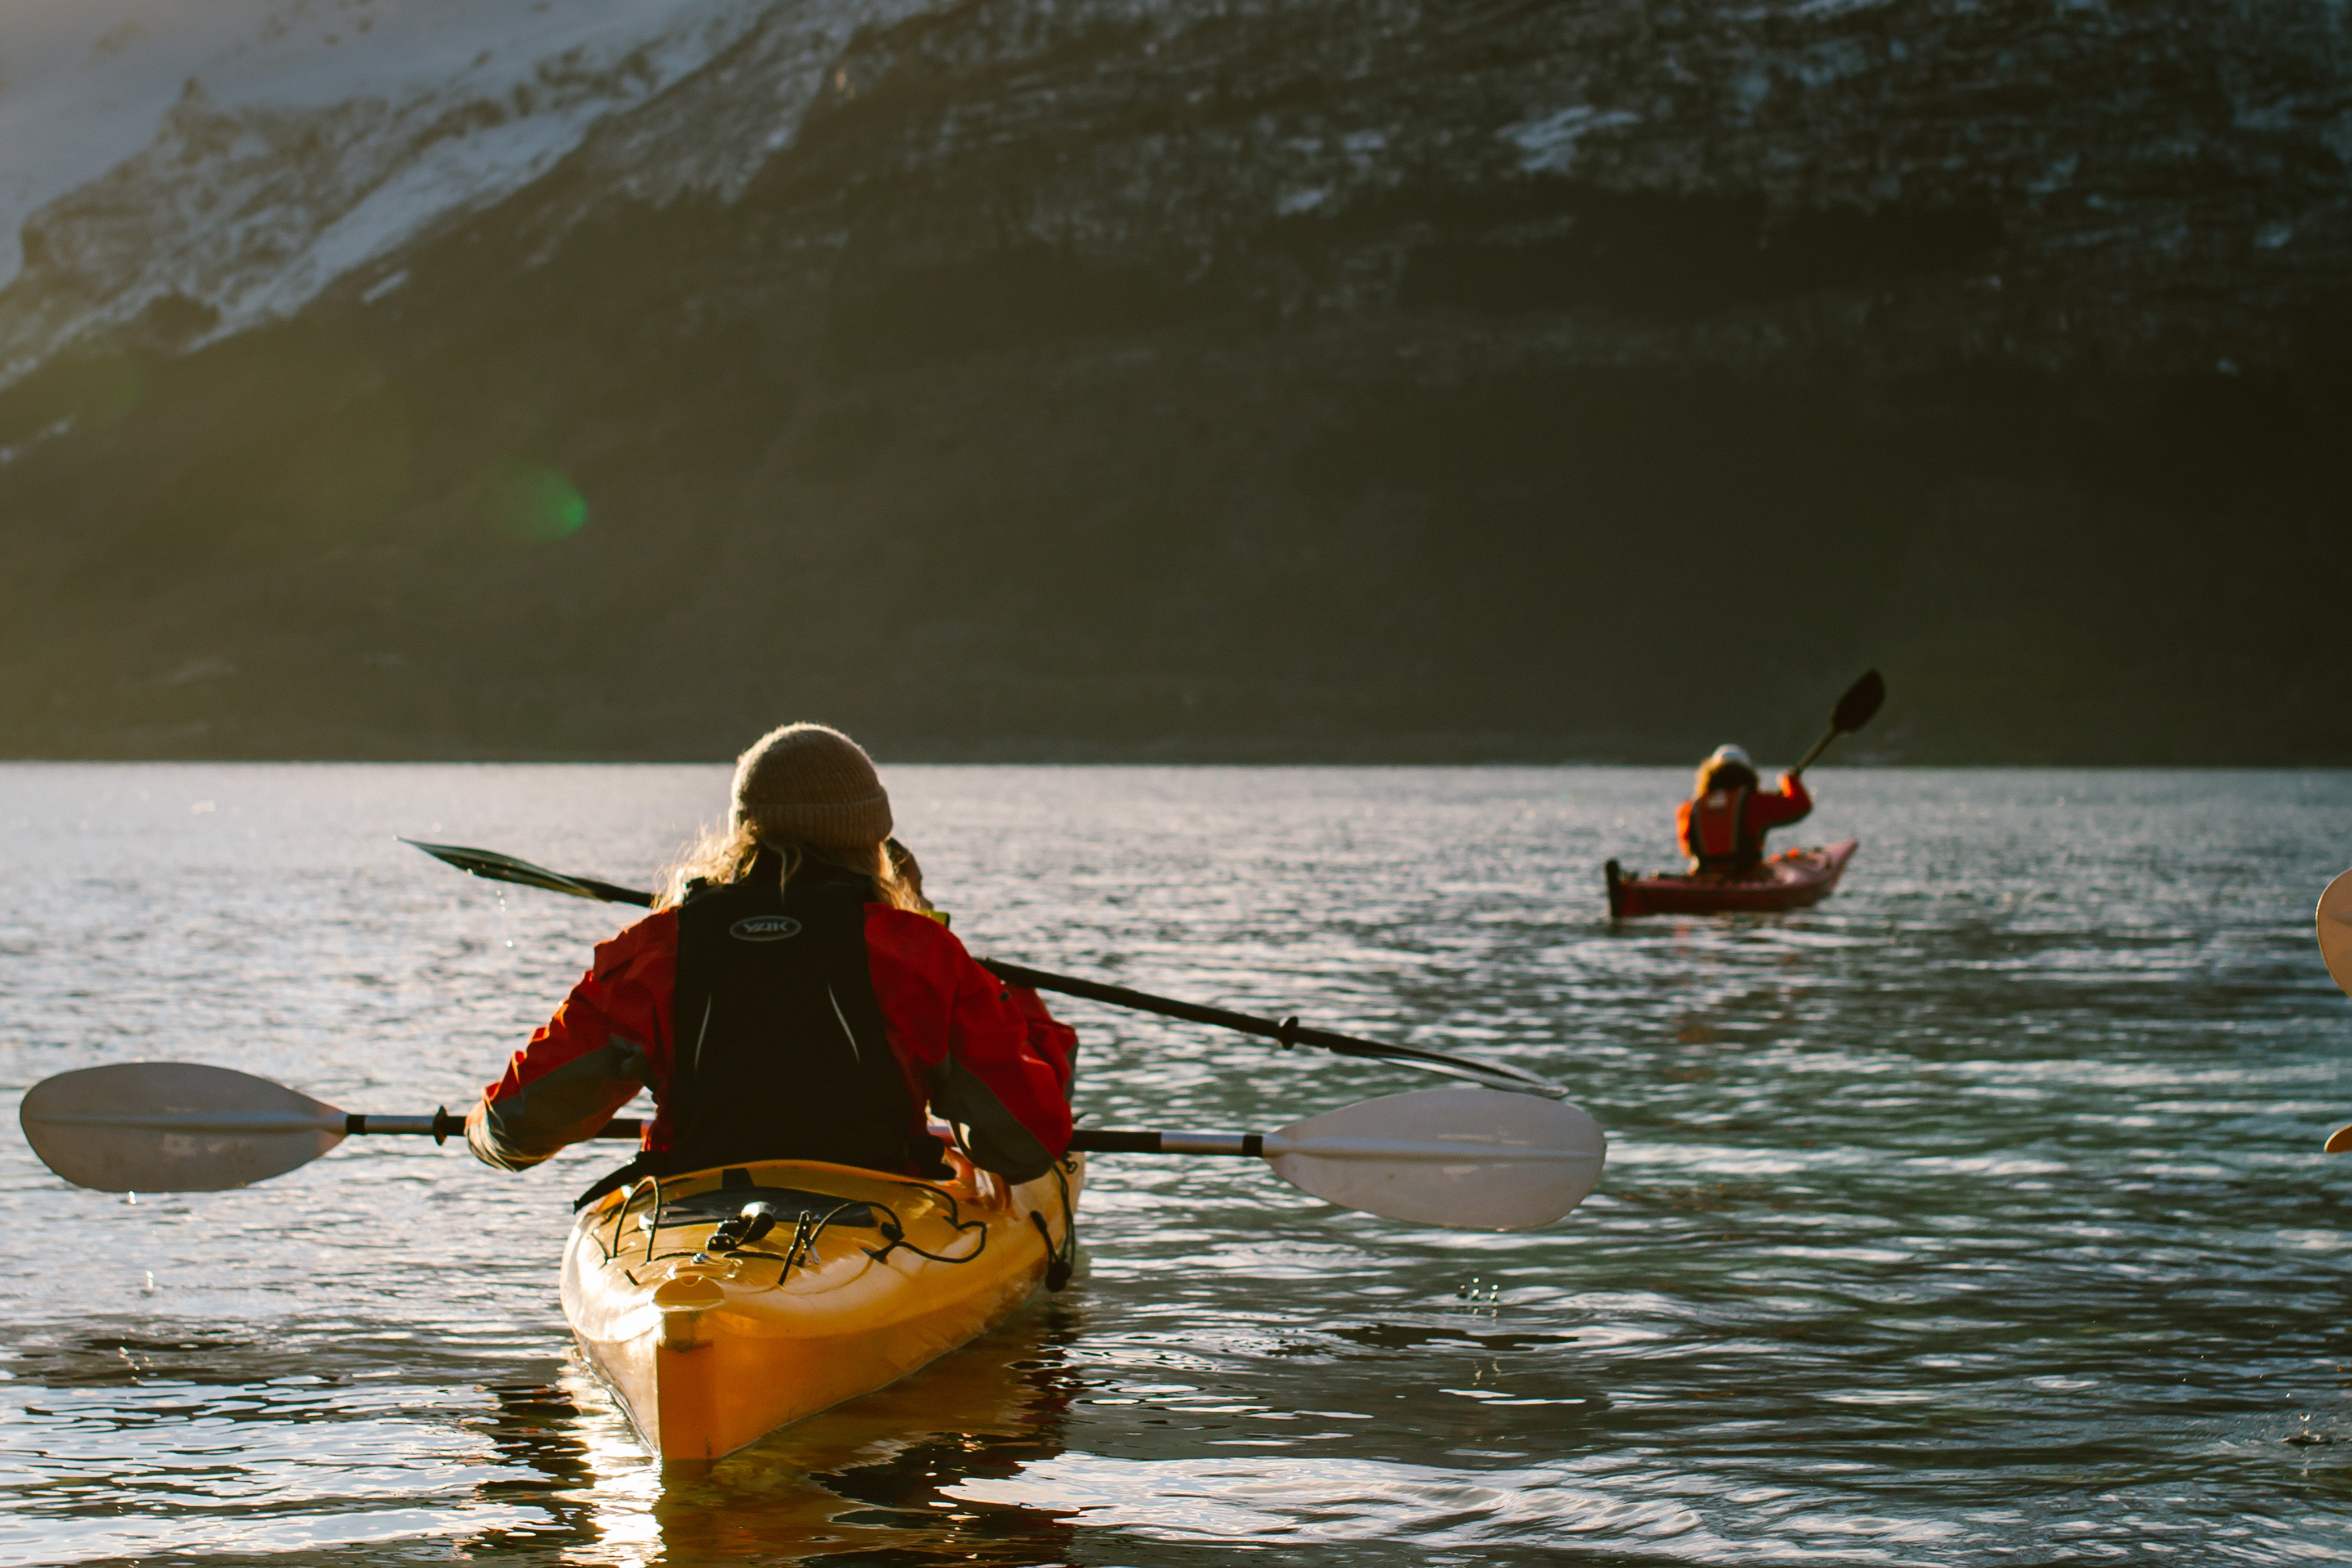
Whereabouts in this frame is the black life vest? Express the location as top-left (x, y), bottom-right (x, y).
top-left (667, 848), bottom-right (923, 1173)
top-left (640, 850), bottom-right (926, 1188)
top-left (1684, 784), bottom-right (1761, 874)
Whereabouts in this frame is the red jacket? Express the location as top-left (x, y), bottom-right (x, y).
top-left (469, 903), bottom-right (1075, 1173)
top-left (1677, 772), bottom-right (1812, 870)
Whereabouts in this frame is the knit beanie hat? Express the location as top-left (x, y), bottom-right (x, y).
top-left (730, 723), bottom-right (893, 848)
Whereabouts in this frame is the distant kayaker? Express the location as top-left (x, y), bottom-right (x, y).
top-left (1678, 744), bottom-right (1812, 876)
top-left (464, 723), bottom-right (1075, 1190)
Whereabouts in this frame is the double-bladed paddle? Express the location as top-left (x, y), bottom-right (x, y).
top-left (400, 839), bottom-right (1568, 1099)
top-left (17, 1063), bottom-right (1606, 1231)
top-left (1788, 669), bottom-right (1888, 779)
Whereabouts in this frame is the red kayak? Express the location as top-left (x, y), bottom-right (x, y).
top-left (1605, 840), bottom-right (1859, 919)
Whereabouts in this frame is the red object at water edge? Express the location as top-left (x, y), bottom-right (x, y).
top-left (1605, 841), bottom-right (1860, 919)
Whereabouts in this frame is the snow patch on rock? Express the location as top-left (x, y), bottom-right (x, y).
top-left (0, 0), bottom-right (772, 382)
top-left (1503, 106), bottom-right (1642, 175)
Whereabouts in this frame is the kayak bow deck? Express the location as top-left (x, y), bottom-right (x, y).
top-left (1605, 839), bottom-right (1859, 918)
top-left (564, 1152), bottom-right (1084, 1461)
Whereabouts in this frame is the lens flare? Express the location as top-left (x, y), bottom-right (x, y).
top-left (478, 461), bottom-right (587, 543)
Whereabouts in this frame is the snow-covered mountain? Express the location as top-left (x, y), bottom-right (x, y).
top-left (0, 0), bottom-right (2347, 763)
top-left (0, 0), bottom-right (792, 379)
top-left (10, 0), bottom-right (2351, 392)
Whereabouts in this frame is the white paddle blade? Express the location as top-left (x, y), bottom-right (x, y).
top-left (2319, 868), bottom-right (2352, 999)
top-left (19, 1063), bottom-right (346, 1192)
top-left (1265, 1088), bottom-right (1606, 1231)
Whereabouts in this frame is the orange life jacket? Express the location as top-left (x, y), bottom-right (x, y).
top-left (1683, 785), bottom-right (1760, 874)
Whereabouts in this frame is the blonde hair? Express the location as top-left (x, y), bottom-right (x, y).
top-left (658, 822), bottom-right (930, 912)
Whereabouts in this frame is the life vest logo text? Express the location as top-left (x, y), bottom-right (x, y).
top-left (729, 915), bottom-right (803, 941)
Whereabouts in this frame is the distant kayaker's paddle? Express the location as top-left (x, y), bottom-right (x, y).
top-left (400, 839), bottom-right (1568, 1099)
top-left (1788, 669), bottom-right (1887, 779)
top-left (2315, 867), bottom-right (2352, 1153)
top-left (18, 1065), bottom-right (1605, 1231)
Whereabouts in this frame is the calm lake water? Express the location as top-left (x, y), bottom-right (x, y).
top-left (3, 764), bottom-right (2351, 1567)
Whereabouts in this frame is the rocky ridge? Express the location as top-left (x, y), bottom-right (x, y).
top-left (1, 0), bottom-right (2347, 762)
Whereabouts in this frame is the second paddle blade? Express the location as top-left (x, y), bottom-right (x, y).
top-left (2318, 867), bottom-right (2352, 999)
top-left (19, 1062), bottom-right (346, 1193)
top-left (1266, 1088), bottom-right (1607, 1231)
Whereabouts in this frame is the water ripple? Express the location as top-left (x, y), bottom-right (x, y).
top-left (3, 765), bottom-right (2350, 1565)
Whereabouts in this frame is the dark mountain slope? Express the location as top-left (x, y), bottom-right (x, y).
top-left (2, 0), bottom-right (2347, 761)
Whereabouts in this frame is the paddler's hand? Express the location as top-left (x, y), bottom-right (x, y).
top-left (462, 1096), bottom-right (539, 1171)
top-left (462, 1099), bottom-right (494, 1166)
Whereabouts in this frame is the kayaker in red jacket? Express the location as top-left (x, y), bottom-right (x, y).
top-left (1678, 744), bottom-right (1812, 876)
top-left (463, 723), bottom-right (1076, 1190)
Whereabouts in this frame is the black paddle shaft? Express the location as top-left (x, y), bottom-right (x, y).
top-left (1789, 669), bottom-right (1886, 779)
top-left (404, 838), bottom-right (1566, 1096)
top-left (570, 1118), bottom-right (1257, 1154)
top-left (976, 959), bottom-right (1556, 1092)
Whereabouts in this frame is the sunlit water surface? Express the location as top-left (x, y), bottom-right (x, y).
top-left (3, 765), bottom-right (2350, 1567)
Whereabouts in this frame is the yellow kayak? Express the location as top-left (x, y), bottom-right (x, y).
top-left (563, 1151), bottom-right (1084, 1460)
